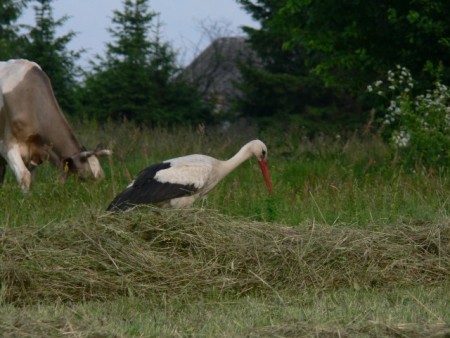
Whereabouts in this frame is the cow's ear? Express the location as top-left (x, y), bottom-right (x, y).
top-left (59, 158), bottom-right (73, 182)
top-left (95, 149), bottom-right (112, 157)
top-left (63, 157), bottom-right (74, 174)
top-left (94, 143), bottom-right (112, 157)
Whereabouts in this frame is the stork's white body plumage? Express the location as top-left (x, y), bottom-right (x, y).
top-left (155, 154), bottom-right (219, 208)
top-left (107, 140), bottom-right (273, 211)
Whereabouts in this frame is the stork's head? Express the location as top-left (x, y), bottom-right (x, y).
top-left (248, 140), bottom-right (273, 195)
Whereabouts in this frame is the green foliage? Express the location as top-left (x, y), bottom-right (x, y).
top-left (0, 0), bottom-right (29, 59)
top-left (79, 0), bottom-right (210, 125)
top-left (236, 0), bottom-right (366, 132)
top-left (237, 0), bottom-right (450, 133)
top-left (368, 65), bottom-right (450, 169)
top-left (22, 0), bottom-right (81, 113)
top-left (278, 0), bottom-right (450, 91)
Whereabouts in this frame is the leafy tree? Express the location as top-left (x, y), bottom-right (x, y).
top-left (236, 0), bottom-right (360, 132)
top-left (0, 0), bottom-right (29, 59)
top-left (261, 0), bottom-right (450, 91)
top-left (79, 0), bottom-right (209, 125)
top-left (22, 0), bottom-right (81, 113)
top-left (277, 0), bottom-right (450, 92)
top-left (236, 0), bottom-right (450, 132)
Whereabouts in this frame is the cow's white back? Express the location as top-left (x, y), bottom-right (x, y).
top-left (0, 59), bottom-right (40, 93)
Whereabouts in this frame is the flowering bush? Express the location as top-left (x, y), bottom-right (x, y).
top-left (367, 65), bottom-right (450, 169)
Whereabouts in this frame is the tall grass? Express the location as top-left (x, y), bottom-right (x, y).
top-left (1, 120), bottom-right (448, 227)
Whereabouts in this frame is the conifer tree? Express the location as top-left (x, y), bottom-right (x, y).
top-left (80, 0), bottom-right (209, 125)
top-left (23, 0), bottom-right (81, 113)
top-left (236, 0), bottom-right (345, 132)
top-left (0, 0), bottom-right (29, 59)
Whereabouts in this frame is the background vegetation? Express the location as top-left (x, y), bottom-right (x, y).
top-left (0, 0), bottom-right (209, 124)
top-left (237, 0), bottom-right (450, 132)
top-left (2, 0), bottom-right (449, 132)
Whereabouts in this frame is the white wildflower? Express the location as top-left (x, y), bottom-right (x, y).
top-left (392, 130), bottom-right (410, 148)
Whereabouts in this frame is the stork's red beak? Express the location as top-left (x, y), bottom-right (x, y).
top-left (258, 159), bottom-right (273, 195)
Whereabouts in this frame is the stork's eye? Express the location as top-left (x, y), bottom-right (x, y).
top-left (262, 150), bottom-right (266, 157)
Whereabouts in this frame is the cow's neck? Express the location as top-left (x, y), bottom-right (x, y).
top-left (44, 120), bottom-right (82, 162)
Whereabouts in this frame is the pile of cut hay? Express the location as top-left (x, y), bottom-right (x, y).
top-left (1, 209), bottom-right (449, 304)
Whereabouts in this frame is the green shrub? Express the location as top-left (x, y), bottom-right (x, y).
top-left (368, 65), bottom-right (450, 169)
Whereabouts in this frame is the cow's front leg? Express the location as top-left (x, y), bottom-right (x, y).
top-left (5, 144), bottom-right (31, 192)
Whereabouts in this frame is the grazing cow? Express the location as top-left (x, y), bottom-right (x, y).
top-left (0, 59), bottom-right (111, 191)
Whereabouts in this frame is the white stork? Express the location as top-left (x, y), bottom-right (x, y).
top-left (107, 139), bottom-right (273, 211)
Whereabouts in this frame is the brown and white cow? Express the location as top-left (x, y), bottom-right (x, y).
top-left (0, 59), bottom-right (111, 191)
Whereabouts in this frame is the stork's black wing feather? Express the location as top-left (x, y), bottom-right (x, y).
top-left (132, 162), bottom-right (171, 187)
top-left (106, 162), bottom-right (197, 211)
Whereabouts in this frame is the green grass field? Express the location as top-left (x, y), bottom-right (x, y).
top-left (1, 121), bottom-right (449, 337)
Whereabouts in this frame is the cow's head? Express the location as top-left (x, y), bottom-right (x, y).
top-left (63, 146), bottom-right (112, 180)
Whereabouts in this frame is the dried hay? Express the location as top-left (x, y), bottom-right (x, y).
top-left (1, 209), bottom-right (449, 305)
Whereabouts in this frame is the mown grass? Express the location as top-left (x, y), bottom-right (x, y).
top-left (2, 209), bottom-right (448, 303)
top-left (1, 121), bottom-right (449, 337)
top-left (1, 288), bottom-right (449, 337)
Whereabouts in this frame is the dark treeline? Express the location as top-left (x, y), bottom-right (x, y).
top-left (0, 0), bottom-right (210, 126)
top-left (1, 0), bottom-right (449, 132)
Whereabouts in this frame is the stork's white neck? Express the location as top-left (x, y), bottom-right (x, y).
top-left (219, 143), bottom-right (254, 178)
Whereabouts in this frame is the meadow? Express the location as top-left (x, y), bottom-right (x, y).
top-left (0, 120), bottom-right (449, 337)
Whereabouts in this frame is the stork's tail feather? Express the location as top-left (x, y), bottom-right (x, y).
top-left (106, 187), bottom-right (135, 212)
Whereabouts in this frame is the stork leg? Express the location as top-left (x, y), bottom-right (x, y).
top-left (199, 195), bottom-right (208, 209)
